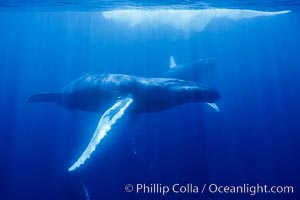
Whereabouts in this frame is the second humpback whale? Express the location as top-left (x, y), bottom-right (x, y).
top-left (28, 74), bottom-right (220, 171)
top-left (164, 56), bottom-right (217, 82)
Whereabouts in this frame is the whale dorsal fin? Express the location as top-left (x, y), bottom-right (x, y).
top-left (170, 56), bottom-right (177, 69)
top-left (68, 97), bottom-right (134, 171)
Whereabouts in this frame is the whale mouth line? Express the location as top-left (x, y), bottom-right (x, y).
top-left (102, 8), bottom-right (290, 34)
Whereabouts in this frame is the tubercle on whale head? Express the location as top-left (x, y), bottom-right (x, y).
top-left (201, 88), bottom-right (221, 103)
top-left (209, 89), bottom-right (221, 103)
top-left (189, 83), bottom-right (221, 103)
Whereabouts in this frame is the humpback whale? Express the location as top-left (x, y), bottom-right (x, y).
top-left (28, 74), bottom-right (220, 171)
top-left (164, 56), bottom-right (216, 82)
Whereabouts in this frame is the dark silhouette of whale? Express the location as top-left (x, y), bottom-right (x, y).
top-left (28, 74), bottom-right (220, 114)
top-left (28, 73), bottom-right (220, 171)
top-left (164, 56), bottom-right (217, 82)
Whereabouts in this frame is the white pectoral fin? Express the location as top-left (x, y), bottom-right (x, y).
top-left (207, 103), bottom-right (220, 112)
top-left (170, 56), bottom-right (177, 68)
top-left (68, 97), bottom-right (134, 172)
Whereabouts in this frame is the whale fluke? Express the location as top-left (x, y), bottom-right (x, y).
top-left (28, 92), bottom-right (60, 103)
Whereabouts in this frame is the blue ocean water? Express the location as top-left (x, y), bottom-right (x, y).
top-left (0, 1), bottom-right (300, 200)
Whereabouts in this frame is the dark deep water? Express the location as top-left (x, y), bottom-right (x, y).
top-left (0, 1), bottom-right (300, 200)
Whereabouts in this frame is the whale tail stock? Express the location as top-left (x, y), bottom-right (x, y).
top-left (28, 92), bottom-right (60, 103)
